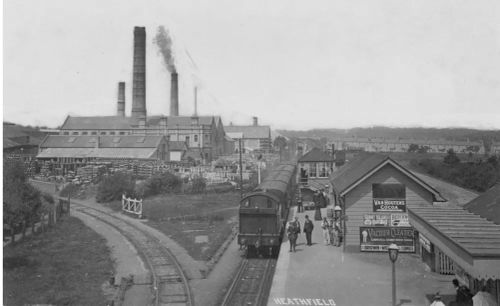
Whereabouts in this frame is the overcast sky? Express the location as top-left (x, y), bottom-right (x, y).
top-left (3, 0), bottom-right (500, 130)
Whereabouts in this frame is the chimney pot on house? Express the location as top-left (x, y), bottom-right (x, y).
top-left (252, 117), bottom-right (258, 126)
top-left (138, 116), bottom-right (146, 128)
top-left (160, 117), bottom-right (167, 128)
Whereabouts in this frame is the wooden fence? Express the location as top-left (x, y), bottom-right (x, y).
top-left (122, 195), bottom-right (143, 218)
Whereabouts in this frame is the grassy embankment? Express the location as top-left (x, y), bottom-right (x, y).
top-left (106, 192), bottom-right (241, 261)
top-left (3, 217), bottom-right (114, 305)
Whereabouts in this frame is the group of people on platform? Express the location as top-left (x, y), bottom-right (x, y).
top-left (286, 213), bottom-right (341, 252)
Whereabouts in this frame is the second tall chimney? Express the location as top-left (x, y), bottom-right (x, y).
top-left (131, 26), bottom-right (147, 120)
top-left (117, 82), bottom-right (126, 117)
top-left (170, 72), bottom-right (179, 116)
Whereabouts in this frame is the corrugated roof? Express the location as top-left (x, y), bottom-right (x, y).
top-left (330, 153), bottom-right (445, 201)
top-left (37, 148), bottom-right (157, 159)
top-left (464, 184), bottom-right (500, 225)
top-left (298, 147), bottom-right (335, 162)
top-left (224, 125), bottom-right (270, 139)
top-left (40, 135), bottom-right (164, 148)
top-left (409, 205), bottom-right (500, 256)
top-left (61, 116), bottom-right (136, 130)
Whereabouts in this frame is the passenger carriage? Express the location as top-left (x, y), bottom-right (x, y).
top-left (238, 163), bottom-right (297, 256)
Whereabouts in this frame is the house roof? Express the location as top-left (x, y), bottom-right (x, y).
top-left (61, 116), bottom-right (135, 130)
top-left (330, 153), bottom-right (445, 201)
top-left (3, 138), bottom-right (22, 149)
top-left (169, 141), bottom-right (187, 151)
top-left (40, 135), bottom-right (164, 148)
top-left (37, 148), bottom-right (157, 159)
top-left (331, 137), bottom-right (483, 147)
top-left (464, 184), bottom-right (500, 225)
top-left (224, 125), bottom-right (270, 139)
top-left (298, 147), bottom-right (334, 162)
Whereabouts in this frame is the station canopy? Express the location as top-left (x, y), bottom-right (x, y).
top-left (409, 205), bottom-right (500, 280)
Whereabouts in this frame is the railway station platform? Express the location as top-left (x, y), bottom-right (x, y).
top-left (267, 206), bottom-right (456, 306)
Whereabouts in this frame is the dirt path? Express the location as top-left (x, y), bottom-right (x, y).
top-left (72, 209), bottom-right (151, 306)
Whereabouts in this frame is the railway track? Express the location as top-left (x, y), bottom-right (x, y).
top-left (221, 258), bottom-right (277, 306)
top-left (72, 203), bottom-right (193, 306)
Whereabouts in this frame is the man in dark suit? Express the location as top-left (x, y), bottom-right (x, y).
top-left (303, 215), bottom-right (314, 246)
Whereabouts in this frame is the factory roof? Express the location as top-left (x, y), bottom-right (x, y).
top-left (61, 116), bottom-right (136, 130)
top-left (146, 115), bottom-right (215, 127)
top-left (37, 148), bottom-right (157, 159)
top-left (464, 184), bottom-right (500, 225)
top-left (298, 147), bottom-right (335, 162)
top-left (330, 153), bottom-right (445, 201)
top-left (40, 135), bottom-right (165, 148)
top-left (224, 125), bottom-right (271, 139)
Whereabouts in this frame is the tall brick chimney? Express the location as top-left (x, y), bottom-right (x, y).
top-left (117, 82), bottom-right (126, 117)
top-left (131, 26), bottom-right (147, 120)
top-left (170, 72), bottom-right (179, 116)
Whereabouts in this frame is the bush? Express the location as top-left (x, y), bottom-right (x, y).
top-left (190, 176), bottom-right (207, 194)
top-left (137, 172), bottom-right (183, 198)
top-left (59, 183), bottom-right (79, 198)
top-left (96, 172), bottom-right (135, 203)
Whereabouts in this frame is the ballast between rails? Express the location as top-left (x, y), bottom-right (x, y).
top-left (71, 202), bottom-right (193, 306)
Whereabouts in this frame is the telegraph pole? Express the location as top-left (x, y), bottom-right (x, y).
top-left (239, 138), bottom-right (243, 198)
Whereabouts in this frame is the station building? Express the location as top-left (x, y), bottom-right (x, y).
top-left (329, 153), bottom-right (500, 304)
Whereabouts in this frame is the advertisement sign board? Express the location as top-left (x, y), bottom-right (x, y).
top-left (373, 199), bottom-right (406, 212)
top-left (360, 226), bottom-right (415, 252)
top-left (363, 214), bottom-right (390, 226)
top-left (390, 213), bottom-right (410, 227)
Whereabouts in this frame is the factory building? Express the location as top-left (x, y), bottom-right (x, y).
top-left (47, 26), bottom-right (232, 165)
top-left (225, 117), bottom-right (272, 153)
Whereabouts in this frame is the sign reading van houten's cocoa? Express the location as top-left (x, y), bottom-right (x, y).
top-left (360, 226), bottom-right (415, 252)
top-left (373, 199), bottom-right (406, 212)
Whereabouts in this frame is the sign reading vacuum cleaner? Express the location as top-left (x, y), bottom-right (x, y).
top-left (360, 226), bottom-right (415, 252)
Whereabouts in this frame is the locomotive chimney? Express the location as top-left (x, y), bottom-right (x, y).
top-left (117, 82), bottom-right (126, 117)
top-left (170, 72), bottom-right (179, 116)
top-left (131, 26), bottom-right (147, 120)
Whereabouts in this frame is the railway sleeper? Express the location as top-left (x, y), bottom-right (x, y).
top-left (159, 283), bottom-right (187, 296)
top-left (158, 275), bottom-right (183, 283)
top-left (151, 256), bottom-right (172, 265)
top-left (155, 265), bottom-right (178, 276)
top-left (238, 279), bottom-right (262, 293)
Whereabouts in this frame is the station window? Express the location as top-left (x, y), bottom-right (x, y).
top-left (81, 131), bottom-right (88, 135)
top-left (109, 131), bottom-right (115, 135)
top-left (91, 131), bottom-right (97, 135)
top-left (100, 131), bottom-right (107, 135)
top-left (119, 131), bottom-right (126, 135)
top-left (194, 135), bottom-right (198, 142)
top-left (309, 163), bottom-right (317, 177)
top-left (72, 131), bottom-right (79, 135)
top-left (185, 136), bottom-right (190, 143)
top-left (372, 184), bottom-right (405, 199)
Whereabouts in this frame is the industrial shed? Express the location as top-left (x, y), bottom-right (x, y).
top-left (37, 135), bottom-right (169, 172)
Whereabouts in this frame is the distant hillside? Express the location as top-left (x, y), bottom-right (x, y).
top-left (277, 127), bottom-right (500, 143)
top-left (3, 122), bottom-right (48, 145)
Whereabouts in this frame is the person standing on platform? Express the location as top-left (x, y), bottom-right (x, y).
top-left (286, 221), bottom-right (298, 252)
top-left (303, 215), bottom-right (314, 246)
top-left (331, 221), bottom-right (339, 247)
top-left (321, 217), bottom-right (330, 245)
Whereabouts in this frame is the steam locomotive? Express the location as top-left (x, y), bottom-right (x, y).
top-left (238, 163), bottom-right (297, 256)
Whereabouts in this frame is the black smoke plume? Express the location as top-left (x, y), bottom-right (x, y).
top-left (154, 26), bottom-right (176, 73)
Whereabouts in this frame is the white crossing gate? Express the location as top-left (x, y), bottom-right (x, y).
top-left (122, 194), bottom-right (143, 218)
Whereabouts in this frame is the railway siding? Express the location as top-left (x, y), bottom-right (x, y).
top-left (73, 204), bottom-right (193, 306)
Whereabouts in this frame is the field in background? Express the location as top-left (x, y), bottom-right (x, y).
top-left (3, 217), bottom-right (113, 305)
top-left (106, 192), bottom-right (241, 261)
